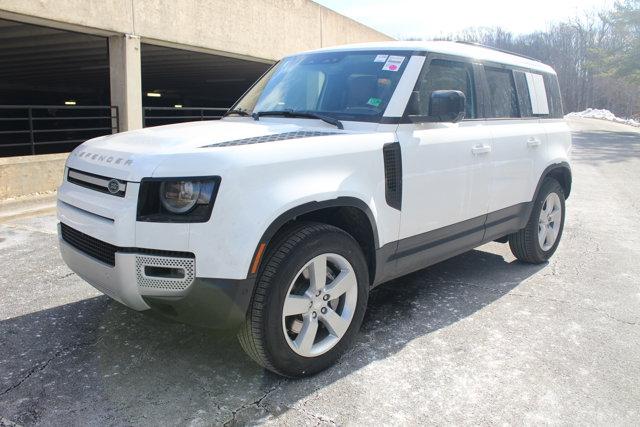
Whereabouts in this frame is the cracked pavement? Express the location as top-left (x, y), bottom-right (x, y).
top-left (1, 118), bottom-right (639, 425)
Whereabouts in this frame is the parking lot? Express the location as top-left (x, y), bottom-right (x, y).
top-left (1, 118), bottom-right (639, 425)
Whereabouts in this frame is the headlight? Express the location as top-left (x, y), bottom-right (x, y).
top-left (160, 180), bottom-right (210, 214)
top-left (137, 177), bottom-right (220, 223)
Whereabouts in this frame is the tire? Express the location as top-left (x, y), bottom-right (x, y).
top-left (509, 177), bottom-right (566, 264)
top-left (237, 222), bottom-right (369, 377)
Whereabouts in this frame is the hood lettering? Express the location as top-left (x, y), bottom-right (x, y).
top-left (75, 151), bottom-right (133, 166)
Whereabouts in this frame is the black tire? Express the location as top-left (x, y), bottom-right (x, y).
top-left (237, 222), bottom-right (369, 377)
top-left (509, 177), bottom-right (566, 263)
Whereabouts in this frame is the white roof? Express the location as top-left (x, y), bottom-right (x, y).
top-left (297, 41), bottom-right (555, 74)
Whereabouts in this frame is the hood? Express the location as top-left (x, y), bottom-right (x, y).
top-left (65, 119), bottom-right (348, 181)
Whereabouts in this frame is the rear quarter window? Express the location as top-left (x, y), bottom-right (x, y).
top-left (514, 71), bottom-right (533, 117)
top-left (543, 73), bottom-right (564, 118)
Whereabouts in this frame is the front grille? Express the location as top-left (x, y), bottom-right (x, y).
top-left (60, 223), bottom-right (117, 266)
top-left (67, 168), bottom-right (126, 197)
top-left (60, 223), bottom-right (194, 267)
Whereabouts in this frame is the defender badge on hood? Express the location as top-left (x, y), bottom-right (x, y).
top-left (74, 150), bottom-right (133, 166)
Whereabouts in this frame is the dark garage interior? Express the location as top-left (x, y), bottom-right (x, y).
top-left (141, 44), bottom-right (270, 127)
top-left (0, 18), bottom-right (270, 158)
top-left (0, 19), bottom-right (111, 106)
top-left (0, 19), bottom-right (112, 157)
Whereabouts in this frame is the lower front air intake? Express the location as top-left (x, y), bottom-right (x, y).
top-left (135, 254), bottom-right (195, 293)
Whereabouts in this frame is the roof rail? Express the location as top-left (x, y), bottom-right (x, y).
top-left (454, 40), bottom-right (542, 63)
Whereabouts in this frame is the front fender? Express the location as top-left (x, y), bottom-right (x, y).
top-left (249, 195), bottom-right (381, 274)
top-left (187, 139), bottom-right (401, 280)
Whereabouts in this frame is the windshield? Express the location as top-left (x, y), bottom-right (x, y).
top-left (231, 51), bottom-right (412, 123)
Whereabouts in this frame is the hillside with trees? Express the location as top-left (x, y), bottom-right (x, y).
top-left (434, 0), bottom-right (640, 118)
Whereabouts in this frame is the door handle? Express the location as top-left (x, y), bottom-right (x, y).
top-left (471, 144), bottom-right (492, 155)
top-left (527, 137), bottom-right (542, 147)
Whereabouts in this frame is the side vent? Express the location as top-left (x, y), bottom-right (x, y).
top-left (383, 142), bottom-right (402, 210)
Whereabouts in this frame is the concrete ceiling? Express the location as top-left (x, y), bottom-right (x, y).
top-left (0, 18), bottom-right (271, 107)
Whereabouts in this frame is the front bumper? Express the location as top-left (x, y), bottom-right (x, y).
top-left (59, 230), bottom-right (150, 311)
top-left (142, 277), bottom-right (255, 330)
top-left (58, 223), bottom-right (255, 329)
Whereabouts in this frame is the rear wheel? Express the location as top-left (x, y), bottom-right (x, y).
top-left (509, 178), bottom-right (566, 263)
top-left (237, 222), bottom-right (368, 377)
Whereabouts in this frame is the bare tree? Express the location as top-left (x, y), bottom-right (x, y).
top-left (424, 2), bottom-right (640, 118)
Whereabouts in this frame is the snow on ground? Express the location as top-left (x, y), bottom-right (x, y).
top-left (566, 108), bottom-right (640, 127)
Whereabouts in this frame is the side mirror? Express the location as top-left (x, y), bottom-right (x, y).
top-left (409, 90), bottom-right (466, 123)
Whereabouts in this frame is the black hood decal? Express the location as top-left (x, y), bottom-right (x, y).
top-left (202, 131), bottom-right (341, 148)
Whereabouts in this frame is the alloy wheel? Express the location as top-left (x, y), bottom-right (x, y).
top-left (281, 253), bottom-right (358, 357)
top-left (538, 192), bottom-right (562, 251)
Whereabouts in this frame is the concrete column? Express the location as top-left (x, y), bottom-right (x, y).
top-left (109, 34), bottom-right (142, 132)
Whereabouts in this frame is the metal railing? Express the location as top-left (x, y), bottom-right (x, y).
top-left (0, 105), bottom-right (118, 156)
top-left (143, 107), bottom-right (228, 127)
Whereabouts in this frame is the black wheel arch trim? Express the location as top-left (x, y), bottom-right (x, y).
top-left (534, 162), bottom-right (572, 201)
top-left (248, 197), bottom-right (380, 278)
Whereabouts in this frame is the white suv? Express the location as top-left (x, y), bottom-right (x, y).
top-left (58, 41), bottom-right (571, 377)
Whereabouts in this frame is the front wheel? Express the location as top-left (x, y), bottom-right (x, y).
top-left (237, 222), bottom-right (369, 377)
top-left (509, 177), bottom-right (566, 263)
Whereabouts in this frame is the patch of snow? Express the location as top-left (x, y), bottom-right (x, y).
top-left (565, 108), bottom-right (640, 127)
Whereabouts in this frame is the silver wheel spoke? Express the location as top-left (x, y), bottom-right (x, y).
top-left (283, 294), bottom-right (311, 316)
top-left (548, 224), bottom-right (559, 243)
top-left (294, 315), bottom-right (318, 353)
top-left (326, 269), bottom-right (356, 298)
top-left (321, 308), bottom-right (349, 338)
top-left (538, 225), bottom-right (548, 248)
top-left (549, 210), bottom-right (561, 223)
top-left (308, 255), bottom-right (327, 293)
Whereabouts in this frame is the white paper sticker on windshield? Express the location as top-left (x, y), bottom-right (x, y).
top-left (382, 55), bottom-right (405, 71)
top-left (374, 54), bottom-right (388, 62)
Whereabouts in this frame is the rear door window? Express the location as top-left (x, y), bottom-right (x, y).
top-left (485, 67), bottom-right (519, 118)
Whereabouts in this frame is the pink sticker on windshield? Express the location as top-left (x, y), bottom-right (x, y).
top-left (382, 56), bottom-right (405, 72)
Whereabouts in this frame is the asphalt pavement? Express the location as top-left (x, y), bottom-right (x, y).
top-left (1, 118), bottom-right (639, 425)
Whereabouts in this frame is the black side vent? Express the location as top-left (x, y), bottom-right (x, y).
top-left (383, 142), bottom-right (402, 210)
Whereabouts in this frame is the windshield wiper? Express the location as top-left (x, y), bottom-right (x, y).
top-left (251, 110), bottom-right (344, 130)
top-left (224, 108), bottom-right (249, 117)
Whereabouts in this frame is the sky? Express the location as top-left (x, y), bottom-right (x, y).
top-left (314, 0), bottom-right (616, 39)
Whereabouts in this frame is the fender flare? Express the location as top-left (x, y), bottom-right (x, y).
top-left (247, 196), bottom-right (380, 277)
top-left (533, 162), bottom-right (572, 202)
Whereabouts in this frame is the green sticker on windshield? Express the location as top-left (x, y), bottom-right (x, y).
top-left (367, 97), bottom-right (382, 107)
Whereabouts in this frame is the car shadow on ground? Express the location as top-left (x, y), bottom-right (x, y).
top-left (0, 246), bottom-right (546, 424)
top-left (571, 130), bottom-right (640, 164)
